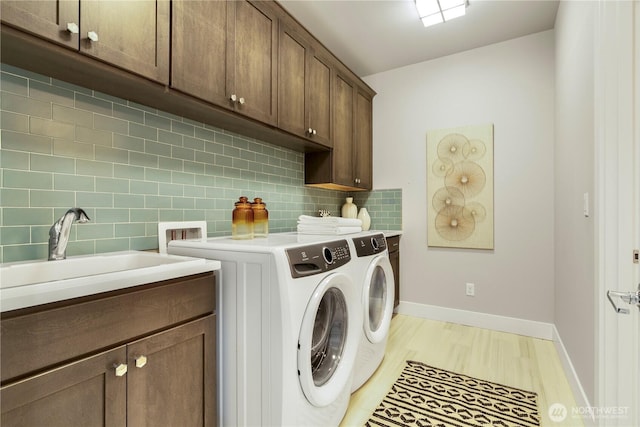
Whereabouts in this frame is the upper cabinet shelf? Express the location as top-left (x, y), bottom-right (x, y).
top-left (0, 0), bottom-right (375, 191)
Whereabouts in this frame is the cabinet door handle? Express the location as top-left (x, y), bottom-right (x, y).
top-left (113, 363), bottom-right (128, 377)
top-left (87, 31), bottom-right (99, 42)
top-left (354, 178), bottom-right (361, 184)
top-left (230, 94), bottom-right (237, 102)
top-left (238, 97), bottom-right (245, 105)
top-left (312, 129), bottom-right (317, 135)
top-left (135, 355), bottom-right (148, 368)
top-left (66, 23), bottom-right (79, 34)
top-left (308, 127), bottom-right (313, 135)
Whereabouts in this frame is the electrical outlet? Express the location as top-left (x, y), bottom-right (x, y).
top-left (466, 283), bottom-right (475, 296)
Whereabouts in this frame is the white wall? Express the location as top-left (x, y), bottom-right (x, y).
top-left (554, 0), bottom-right (596, 403)
top-left (364, 31), bottom-right (556, 322)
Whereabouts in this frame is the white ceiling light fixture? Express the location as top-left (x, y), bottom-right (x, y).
top-left (415, 0), bottom-right (469, 28)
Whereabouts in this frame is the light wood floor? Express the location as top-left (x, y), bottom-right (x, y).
top-left (341, 314), bottom-right (583, 426)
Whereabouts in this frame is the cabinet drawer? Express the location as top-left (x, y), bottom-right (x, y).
top-left (386, 235), bottom-right (400, 253)
top-left (1, 272), bottom-right (215, 383)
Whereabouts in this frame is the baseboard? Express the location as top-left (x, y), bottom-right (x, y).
top-left (395, 301), bottom-right (593, 425)
top-left (552, 326), bottom-right (596, 426)
top-left (396, 301), bottom-right (555, 340)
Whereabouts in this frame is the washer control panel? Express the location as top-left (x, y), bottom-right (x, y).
top-left (286, 240), bottom-right (351, 278)
top-left (352, 233), bottom-right (387, 257)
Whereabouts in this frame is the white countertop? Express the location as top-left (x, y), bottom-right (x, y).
top-left (0, 251), bottom-right (221, 313)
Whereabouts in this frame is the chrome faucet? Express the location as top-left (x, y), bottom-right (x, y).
top-left (48, 208), bottom-right (90, 260)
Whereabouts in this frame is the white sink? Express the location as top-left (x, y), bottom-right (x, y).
top-left (0, 251), bottom-right (220, 312)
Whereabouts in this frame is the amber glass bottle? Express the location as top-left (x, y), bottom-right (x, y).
top-left (232, 196), bottom-right (254, 239)
top-left (251, 197), bottom-right (269, 238)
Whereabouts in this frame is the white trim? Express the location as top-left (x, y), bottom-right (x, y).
top-left (552, 326), bottom-right (596, 427)
top-left (397, 301), bottom-right (554, 340)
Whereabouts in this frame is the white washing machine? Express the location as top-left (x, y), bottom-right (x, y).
top-left (348, 232), bottom-right (395, 392)
top-left (168, 233), bottom-right (362, 426)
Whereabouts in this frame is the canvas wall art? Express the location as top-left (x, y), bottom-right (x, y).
top-left (426, 124), bottom-right (494, 249)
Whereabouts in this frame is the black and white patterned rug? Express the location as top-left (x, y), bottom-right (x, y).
top-left (366, 360), bottom-right (540, 427)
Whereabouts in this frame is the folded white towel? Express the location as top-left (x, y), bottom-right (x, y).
top-left (297, 226), bottom-right (362, 235)
top-left (297, 215), bottom-right (362, 227)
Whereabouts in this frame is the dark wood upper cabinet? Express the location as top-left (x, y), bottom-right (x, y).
top-left (0, 0), bottom-right (79, 49)
top-left (172, 0), bottom-right (229, 108)
top-left (1, 0), bottom-right (169, 84)
top-left (172, 0), bottom-right (277, 125)
top-left (278, 22), bottom-right (332, 147)
top-left (354, 87), bottom-right (373, 190)
top-left (80, 0), bottom-right (169, 84)
top-left (305, 70), bottom-right (374, 191)
top-left (333, 72), bottom-right (356, 186)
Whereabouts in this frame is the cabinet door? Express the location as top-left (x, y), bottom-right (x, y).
top-left (80, 0), bottom-right (169, 84)
top-left (1, 346), bottom-right (127, 427)
top-left (354, 88), bottom-right (373, 190)
top-left (278, 23), bottom-right (332, 147)
top-left (172, 0), bottom-right (229, 107)
top-left (278, 23), bottom-right (308, 138)
top-left (230, 0), bottom-right (278, 125)
top-left (127, 315), bottom-right (216, 427)
top-left (0, 0), bottom-right (79, 49)
top-left (333, 72), bottom-right (356, 187)
top-left (308, 51), bottom-right (332, 147)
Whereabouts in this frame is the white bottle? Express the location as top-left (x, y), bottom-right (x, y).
top-left (357, 207), bottom-right (371, 231)
top-left (341, 197), bottom-right (357, 218)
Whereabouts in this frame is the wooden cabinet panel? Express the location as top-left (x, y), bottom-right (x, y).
top-left (172, 0), bottom-right (277, 125)
top-left (387, 235), bottom-right (400, 309)
top-left (231, 0), bottom-right (278, 124)
top-left (1, 273), bottom-right (215, 384)
top-left (1, 346), bottom-right (127, 427)
top-left (308, 52), bottom-right (332, 146)
top-left (1, 0), bottom-right (168, 83)
top-left (278, 24), bottom-right (307, 138)
top-left (354, 88), bottom-right (373, 189)
top-left (127, 316), bottom-right (216, 427)
top-left (80, 0), bottom-right (169, 84)
top-left (0, 0), bottom-right (79, 49)
top-left (333, 72), bottom-right (356, 187)
top-left (172, 0), bottom-right (229, 106)
top-left (278, 22), bottom-right (332, 147)
top-left (1, 273), bottom-right (216, 427)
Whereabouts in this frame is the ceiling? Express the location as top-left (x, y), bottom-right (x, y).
top-left (279, 0), bottom-right (560, 77)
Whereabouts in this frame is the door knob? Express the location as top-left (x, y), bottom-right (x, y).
top-left (135, 355), bottom-right (147, 368)
top-left (607, 284), bottom-right (640, 314)
top-left (113, 363), bottom-right (128, 377)
top-left (66, 23), bottom-right (79, 34)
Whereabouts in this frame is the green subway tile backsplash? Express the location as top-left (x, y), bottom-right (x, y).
top-left (0, 63), bottom-right (401, 263)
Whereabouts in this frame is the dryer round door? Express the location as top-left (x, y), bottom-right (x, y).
top-left (298, 272), bottom-right (360, 407)
top-left (363, 255), bottom-right (395, 344)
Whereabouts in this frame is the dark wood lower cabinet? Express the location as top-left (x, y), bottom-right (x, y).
top-left (128, 315), bottom-right (216, 427)
top-left (387, 235), bottom-right (401, 309)
top-left (0, 273), bottom-right (216, 427)
top-left (1, 346), bottom-right (127, 427)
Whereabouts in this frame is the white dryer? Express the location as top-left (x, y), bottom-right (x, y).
top-left (168, 233), bottom-right (361, 426)
top-left (348, 232), bottom-right (395, 392)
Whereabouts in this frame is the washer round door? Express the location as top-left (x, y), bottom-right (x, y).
top-left (363, 255), bottom-right (395, 344)
top-left (298, 272), bottom-right (360, 407)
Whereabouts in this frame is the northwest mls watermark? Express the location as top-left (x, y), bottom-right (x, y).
top-left (548, 403), bottom-right (630, 423)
